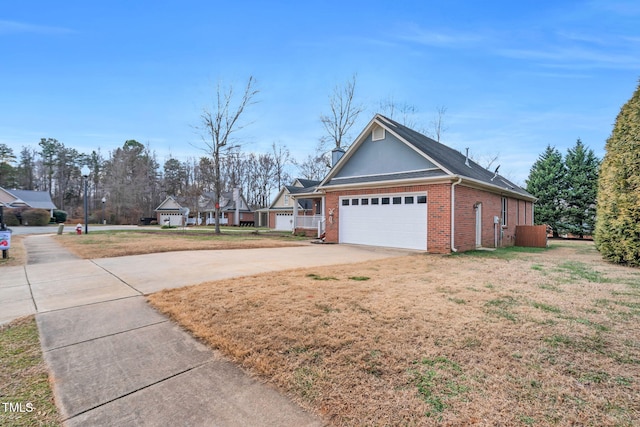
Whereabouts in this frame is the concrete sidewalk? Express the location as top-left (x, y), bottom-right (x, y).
top-left (4, 235), bottom-right (410, 426)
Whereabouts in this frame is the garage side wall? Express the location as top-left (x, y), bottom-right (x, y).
top-left (324, 183), bottom-right (452, 253)
top-left (454, 186), bottom-right (534, 251)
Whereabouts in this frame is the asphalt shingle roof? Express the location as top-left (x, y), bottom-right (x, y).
top-left (322, 114), bottom-right (534, 200)
top-left (6, 189), bottom-right (57, 210)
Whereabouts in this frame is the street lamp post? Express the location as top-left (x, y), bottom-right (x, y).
top-left (101, 197), bottom-right (106, 225)
top-left (81, 166), bottom-right (90, 235)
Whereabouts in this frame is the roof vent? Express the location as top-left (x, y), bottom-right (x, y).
top-left (491, 165), bottom-right (500, 181)
top-left (465, 148), bottom-right (471, 167)
top-left (372, 125), bottom-right (385, 141)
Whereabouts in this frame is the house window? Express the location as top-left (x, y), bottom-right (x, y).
top-left (371, 198), bottom-right (379, 205)
top-left (405, 196), bottom-right (414, 204)
top-left (501, 197), bottom-right (507, 227)
top-left (361, 198), bottom-right (369, 205)
top-left (284, 195), bottom-right (290, 206)
top-left (342, 199), bottom-right (349, 206)
top-left (381, 197), bottom-right (390, 205)
top-left (393, 197), bottom-right (402, 204)
top-left (417, 195), bottom-right (427, 204)
top-left (315, 201), bottom-right (321, 215)
top-left (372, 126), bottom-right (385, 141)
top-left (352, 198), bottom-right (359, 206)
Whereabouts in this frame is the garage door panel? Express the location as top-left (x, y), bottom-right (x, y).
top-left (275, 213), bottom-right (293, 231)
top-left (339, 193), bottom-right (427, 250)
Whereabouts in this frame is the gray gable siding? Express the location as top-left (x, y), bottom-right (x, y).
top-left (334, 131), bottom-right (437, 179)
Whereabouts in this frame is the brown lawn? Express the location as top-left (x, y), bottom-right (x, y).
top-left (0, 235), bottom-right (26, 267)
top-left (54, 230), bottom-right (306, 259)
top-left (149, 241), bottom-right (640, 426)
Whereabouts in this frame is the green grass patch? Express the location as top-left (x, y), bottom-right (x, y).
top-left (348, 276), bottom-right (370, 281)
top-left (456, 245), bottom-right (550, 261)
top-left (531, 301), bottom-right (562, 313)
top-left (448, 297), bottom-right (466, 305)
top-left (484, 295), bottom-right (519, 322)
top-left (408, 356), bottom-right (469, 418)
top-left (555, 261), bottom-right (609, 283)
top-left (0, 317), bottom-right (61, 427)
top-left (306, 273), bottom-right (339, 281)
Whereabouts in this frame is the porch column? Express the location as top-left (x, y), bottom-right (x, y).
top-left (292, 197), bottom-right (298, 233)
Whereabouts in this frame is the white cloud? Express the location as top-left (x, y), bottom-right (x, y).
top-left (0, 20), bottom-right (74, 35)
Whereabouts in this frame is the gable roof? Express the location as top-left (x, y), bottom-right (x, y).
top-left (154, 196), bottom-right (184, 212)
top-left (319, 114), bottom-right (535, 201)
top-left (199, 191), bottom-right (253, 212)
top-left (294, 178), bottom-right (321, 188)
top-left (268, 178), bottom-right (321, 210)
top-left (0, 188), bottom-right (57, 210)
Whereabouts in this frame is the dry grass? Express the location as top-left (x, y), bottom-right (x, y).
top-left (0, 235), bottom-right (26, 267)
top-left (149, 241), bottom-right (640, 426)
top-left (54, 230), bottom-right (306, 259)
top-left (0, 316), bottom-right (61, 426)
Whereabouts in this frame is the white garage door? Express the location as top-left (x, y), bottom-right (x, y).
top-left (339, 193), bottom-right (427, 250)
top-left (275, 213), bottom-right (294, 231)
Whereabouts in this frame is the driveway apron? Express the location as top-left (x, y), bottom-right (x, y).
top-left (8, 235), bottom-right (408, 426)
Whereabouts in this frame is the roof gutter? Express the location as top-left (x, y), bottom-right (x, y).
top-left (451, 177), bottom-right (463, 253)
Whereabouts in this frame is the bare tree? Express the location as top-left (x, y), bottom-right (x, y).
top-left (320, 74), bottom-right (365, 149)
top-left (379, 96), bottom-right (419, 129)
top-left (196, 76), bottom-right (259, 234)
top-left (428, 105), bottom-right (448, 142)
top-left (271, 141), bottom-right (291, 190)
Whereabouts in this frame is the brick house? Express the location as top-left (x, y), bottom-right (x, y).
top-left (256, 178), bottom-right (322, 231)
top-left (293, 114), bottom-right (536, 253)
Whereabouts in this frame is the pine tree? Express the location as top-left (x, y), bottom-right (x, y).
top-left (562, 139), bottom-right (600, 237)
top-left (595, 81), bottom-right (640, 266)
top-left (526, 145), bottom-right (565, 236)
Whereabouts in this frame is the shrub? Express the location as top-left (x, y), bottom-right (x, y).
top-left (595, 82), bottom-right (640, 266)
top-left (2, 209), bottom-right (20, 226)
top-left (21, 209), bottom-right (51, 226)
top-left (52, 210), bottom-right (68, 223)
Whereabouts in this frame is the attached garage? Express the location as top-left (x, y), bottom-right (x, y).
top-left (274, 213), bottom-right (294, 231)
top-left (339, 192), bottom-right (428, 250)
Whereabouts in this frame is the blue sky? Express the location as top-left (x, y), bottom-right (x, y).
top-left (2, 0), bottom-right (639, 184)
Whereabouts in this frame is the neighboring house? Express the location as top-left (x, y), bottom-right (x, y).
top-left (154, 196), bottom-right (188, 226)
top-left (0, 187), bottom-right (57, 217)
top-left (199, 190), bottom-right (254, 226)
top-left (256, 178), bottom-right (321, 230)
top-left (291, 114), bottom-right (536, 253)
top-left (154, 191), bottom-right (254, 227)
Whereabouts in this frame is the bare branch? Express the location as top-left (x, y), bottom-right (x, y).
top-left (320, 74), bottom-right (365, 149)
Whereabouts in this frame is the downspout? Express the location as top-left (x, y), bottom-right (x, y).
top-left (451, 177), bottom-right (463, 253)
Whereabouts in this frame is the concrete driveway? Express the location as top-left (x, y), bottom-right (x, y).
top-left (2, 235), bottom-right (410, 426)
top-left (3, 240), bottom-right (409, 318)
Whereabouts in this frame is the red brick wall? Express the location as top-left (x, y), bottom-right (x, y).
top-left (323, 183), bottom-right (533, 253)
top-left (324, 183), bottom-right (452, 253)
top-left (454, 186), bottom-right (533, 251)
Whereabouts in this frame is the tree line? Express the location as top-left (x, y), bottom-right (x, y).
top-left (0, 138), bottom-right (294, 225)
top-left (526, 79), bottom-right (640, 266)
top-left (526, 139), bottom-right (600, 238)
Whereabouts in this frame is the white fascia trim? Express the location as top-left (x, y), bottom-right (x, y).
top-left (459, 176), bottom-right (537, 202)
top-left (376, 117), bottom-right (455, 176)
top-left (330, 168), bottom-right (441, 181)
top-left (323, 176), bottom-right (454, 191)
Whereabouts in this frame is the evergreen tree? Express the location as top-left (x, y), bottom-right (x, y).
top-left (562, 139), bottom-right (600, 237)
top-left (0, 143), bottom-right (16, 188)
top-left (595, 82), bottom-right (640, 266)
top-left (526, 145), bottom-right (565, 236)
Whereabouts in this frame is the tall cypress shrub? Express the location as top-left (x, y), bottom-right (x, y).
top-left (595, 82), bottom-right (640, 266)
